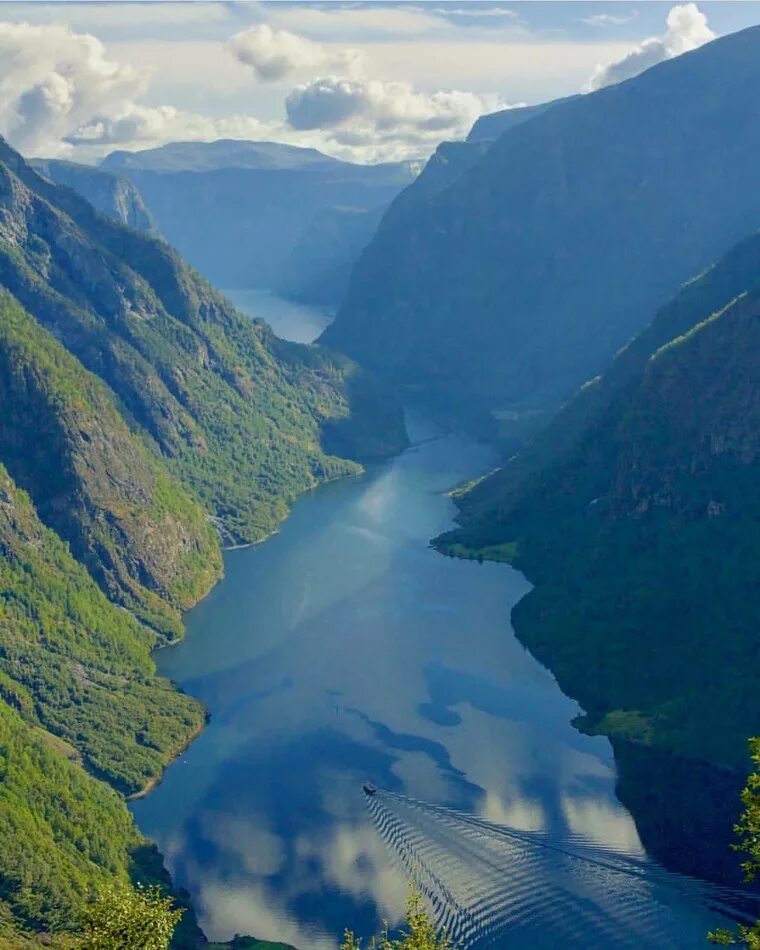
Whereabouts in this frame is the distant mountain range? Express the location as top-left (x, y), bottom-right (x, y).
top-left (100, 139), bottom-right (416, 301)
top-left (31, 140), bottom-right (417, 310)
top-left (324, 25), bottom-right (760, 425)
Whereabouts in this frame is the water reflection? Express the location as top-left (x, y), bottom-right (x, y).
top-left (366, 791), bottom-right (740, 949)
top-left (131, 414), bottom-right (732, 947)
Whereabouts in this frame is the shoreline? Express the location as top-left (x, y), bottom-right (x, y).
top-left (127, 423), bottom-right (486, 945)
top-left (434, 538), bottom-right (749, 888)
top-left (127, 455), bottom-right (403, 941)
top-left (126, 715), bottom-right (209, 803)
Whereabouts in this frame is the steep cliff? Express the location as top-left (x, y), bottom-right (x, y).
top-left (0, 292), bottom-right (221, 636)
top-left (0, 136), bottom-right (406, 558)
top-left (325, 26), bottom-right (760, 420)
top-left (438, 233), bottom-right (760, 880)
top-left (31, 158), bottom-right (158, 233)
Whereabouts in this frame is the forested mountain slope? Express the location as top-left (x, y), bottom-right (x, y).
top-left (0, 136), bottom-right (406, 550)
top-left (0, 135), bottom-right (406, 946)
top-left (0, 461), bottom-right (208, 946)
top-left (0, 292), bottom-right (221, 637)
top-left (437, 231), bottom-right (760, 879)
top-left (324, 26), bottom-right (760, 419)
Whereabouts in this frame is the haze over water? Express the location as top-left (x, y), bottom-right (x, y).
top-left (131, 296), bottom-right (729, 948)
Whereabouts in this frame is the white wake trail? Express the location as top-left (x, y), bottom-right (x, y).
top-left (364, 789), bottom-right (757, 949)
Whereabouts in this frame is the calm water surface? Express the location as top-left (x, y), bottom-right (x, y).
top-left (223, 288), bottom-right (333, 342)
top-left (131, 296), bottom-right (732, 947)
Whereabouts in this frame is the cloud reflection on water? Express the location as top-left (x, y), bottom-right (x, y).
top-left (132, 416), bottom-right (661, 946)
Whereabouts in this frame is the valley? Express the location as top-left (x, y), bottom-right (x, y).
top-left (131, 397), bottom-right (735, 948)
top-left (1, 7), bottom-right (760, 949)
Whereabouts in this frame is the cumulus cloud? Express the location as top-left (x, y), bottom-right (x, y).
top-left (286, 75), bottom-right (504, 155)
top-left (0, 21), bottom-right (145, 152)
top-left (229, 24), bottom-right (326, 81)
top-left (0, 20), bottom-right (278, 157)
top-left (0, 16), bottom-right (504, 164)
top-left (68, 103), bottom-right (273, 148)
top-left (587, 3), bottom-right (715, 91)
top-left (228, 23), bottom-right (363, 82)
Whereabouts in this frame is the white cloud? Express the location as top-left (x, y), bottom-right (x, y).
top-left (266, 4), bottom-right (448, 41)
top-left (0, 13), bottom-right (526, 165)
top-left (581, 12), bottom-right (638, 27)
top-left (0, 21), bottom-right (145, 153)
top-left (436, 7), bottom-right (521, 20)
top-left (230, 24), bottom-right (323, 81)
top-left (664, 2), bottom-right (716, 54)
top-left (285, 75), bottom-right (504, 158)
top-left (587, 3), bottom-right (716, 91)
top-left (228, 23), bottom-right (364, 83)
top-left (66, 104), bottom-right (262, 148)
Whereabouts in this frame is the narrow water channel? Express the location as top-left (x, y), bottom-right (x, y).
top-left (131, 295), bottom-right (734, 948)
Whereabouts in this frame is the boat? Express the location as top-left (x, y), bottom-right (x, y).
top-left (363, 782), bottom-right (377, 796)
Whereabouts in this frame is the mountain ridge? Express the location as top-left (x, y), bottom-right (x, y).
top-left (324, 25), bottom-right (760, 421)
top-left (97, 139), bottom-right (416, 294)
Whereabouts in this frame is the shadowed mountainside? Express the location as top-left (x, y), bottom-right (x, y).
top-left (324, 27), bottom-right (760, 423)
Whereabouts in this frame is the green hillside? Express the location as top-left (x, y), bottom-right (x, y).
top-left (0, 134), bottom-right (406, 946)
top-left (438, 233), bottom-right (760, 879)
top-left (0, 291), bottom-right (221, 637)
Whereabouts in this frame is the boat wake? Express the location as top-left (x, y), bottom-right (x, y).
top-left (364, 788), bottom-right (756, 949)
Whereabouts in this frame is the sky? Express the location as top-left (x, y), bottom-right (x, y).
top-left (0, 0), bottom-right (759, 164)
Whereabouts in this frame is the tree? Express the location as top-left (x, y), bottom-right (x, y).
top-left (341, 891), bottom-right (455, 950)
top-left (709, 738), bottom-right (760, 948)
top-left (77, 883), bottom-right (183, 950)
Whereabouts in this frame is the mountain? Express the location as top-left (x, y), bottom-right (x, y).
top-left (324, 26), bottom-right (760, 424)
top-left (0, 135), bottom-right (406, 943)
top-left (0, 291), bottom-right (221, 637)
top-left (437, 230), bottom-right (760, 881)
top-left (30, 158), bottom-right (158, 233)
top-left (0, 136), bottom-right (406, 548)
top-left (275, 203), bottom-right (386, 307)
top-left (465, 96), bottom-right (577, 142)
top-left (0, 459), bottom-right (209, 946)
top-left (100, 139), bottom-right (416, 294)
top-left (103, 139), bottom-right (338, 173)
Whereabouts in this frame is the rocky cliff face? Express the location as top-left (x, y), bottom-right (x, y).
top-left (325, 26), bottom-right (760, 418)
top-left (0, 292), bottom-right (221, 636)
top-left (31, 158), bottom-right (158, 233)
top-left (0, 461), bottom-right (206, 795)
top-left (0, 136), bottom-right (407, 558)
